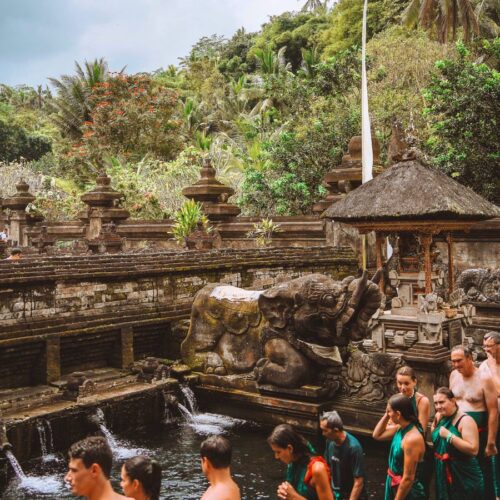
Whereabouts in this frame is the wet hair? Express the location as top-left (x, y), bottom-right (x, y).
top-left (484, 332), bottom-right (500, 345)
top-left (435, 387), bottom-right (456, 400)
top-left (200, 435), bottom-right (232, 469)
top-left (267, 424), bottom-right (310, 458)
top-left (388, 394), bottom-right (419, 424)
top-left (397, 366), bottom-right (417, 381)
top-left (320, 410), bottom-right (344, 431)
top-left (123, 455), bottom-right (162, 500)
top-left (451, 345), bottom-right (473, 358)
top-left (10, 248), bottom-right (22, 255)
top-left (68, 436), bottom-right (113, 479)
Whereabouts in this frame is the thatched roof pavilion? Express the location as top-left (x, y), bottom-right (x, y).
top-left (322, 159), bottom-right (500, 294)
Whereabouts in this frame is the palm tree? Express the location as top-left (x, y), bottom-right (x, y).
top-left (404, 0), bottom-right (479, 42)
top-left (48, 58), bottom-right (111, 139)
top-left (300, 0), bottom-right (329, 13)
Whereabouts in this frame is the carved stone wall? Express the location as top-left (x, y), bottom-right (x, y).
top-left (0, 247), bottom-right (357, 389)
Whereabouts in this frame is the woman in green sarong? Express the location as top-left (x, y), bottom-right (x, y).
top-left (432, 386), bottom-right (484, 499)
top-left (373, 393), bottom-right (426, 500)
top-left (268, 423), bottom-right (333, 500)
top-left (396, 366), bottom-right (430, 433)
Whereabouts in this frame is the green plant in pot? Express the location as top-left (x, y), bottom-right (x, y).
top-left (172, 199), bottom-right (212, 249)
top-left (246, 218), bottom-right (282, 247)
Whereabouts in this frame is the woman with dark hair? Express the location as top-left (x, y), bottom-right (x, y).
top-left (395, 366), bottom-right (430, 433)
top-left (120, 455), bottom-right (162, 500)
top-left (373, 394), bottom-right (426, 499)
top-left (432, 387), bottom-right (484, 498)
top-left (268, 424), bottom-right (333, 500)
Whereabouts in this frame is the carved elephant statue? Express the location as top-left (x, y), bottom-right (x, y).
top-left (180, 284), bottom-right (264, 375)
top-left (254, 272), bottom-right (383, 387)
top-left (181, 273), bottom-right (382, 390)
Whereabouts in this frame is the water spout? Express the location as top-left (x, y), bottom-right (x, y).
top-left (5, 450), bottom-right (26, 479)
top-left (90, 408), bottom-right (145, 459)
top-left (180, 384), bottom-right (198, 414)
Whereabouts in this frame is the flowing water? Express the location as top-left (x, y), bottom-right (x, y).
top-left (1, 416), bottom-right (387, 499)
top-left (36, 419), bottom-right (59, 464)
top-left (94, 408), bottom-right (147, 460)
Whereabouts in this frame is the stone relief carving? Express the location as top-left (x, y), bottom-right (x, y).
top-left (181, 272), bottom-right (382, 390)
top-left (342, 349), bottom-right (402, 402)
top-left (457, 268), bottom-right (500, 303)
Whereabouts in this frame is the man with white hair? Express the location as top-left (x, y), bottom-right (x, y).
top-left (320, 411), bottom-right (366, 500)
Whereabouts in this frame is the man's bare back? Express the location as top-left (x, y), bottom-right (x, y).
top-left (201, 480), bottom-right (241, 500)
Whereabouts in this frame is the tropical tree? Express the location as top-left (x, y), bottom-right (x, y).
top-left (403, 0), bottom-right (479, 42)
top-left (300, 0), bottom-right (329, 13)
top-left (48, 58), bottom-right (111, 139)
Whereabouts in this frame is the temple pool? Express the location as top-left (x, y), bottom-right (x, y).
top-left (1, 412), bottom-right (387, 499)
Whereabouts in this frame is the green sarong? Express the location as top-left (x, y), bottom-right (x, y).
top-left (285, 442), bottom-right (319, 500)
top-left (432, 412), bottom-right (484, 499)
top-left (384, 422), bottom-right (426, 500)
top-left (467, 410), bottom-right (498, 499)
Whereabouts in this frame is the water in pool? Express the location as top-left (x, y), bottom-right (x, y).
top-left (1, 410), bottom-right (387, 499)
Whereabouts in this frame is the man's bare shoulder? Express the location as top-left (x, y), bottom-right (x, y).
top-left (100, 492), bottom-right (131, 500)
top-left (450, 369), bottom-right (460, 382)
top-left (201, 483), bottom-right (241, 500)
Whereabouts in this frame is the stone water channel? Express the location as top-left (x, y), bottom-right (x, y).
top-left (0, 387), bottom-right (388, 499)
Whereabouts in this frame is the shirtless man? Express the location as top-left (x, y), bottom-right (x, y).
top-left (479, 332), bottom-right (500, 395)
top-left (450, 344), bottom-right (498, 499)
top-left (65, 436), bottom-right (130, 500)
top-left (200, 435), bottom-right (240, 500)
top-left (479, 331), bottom-right (500, 498)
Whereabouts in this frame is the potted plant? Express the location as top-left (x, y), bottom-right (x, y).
top-left (172, 199), bottom-right (212, 249)
top-left (246, 218), bottom-right (282, 247)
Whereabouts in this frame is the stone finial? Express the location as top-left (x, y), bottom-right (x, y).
top-left (2, 179), bottom-right (36, 211)
top-left (182, 158), bottom-right (240, 221)
top-left (387, 118), bottom-right (417, 166)
top-left (79, 172), bottom-right (129, 245)
top-left (312, 135), bottom-right (383, 214)
top-left (81, 171), bottom-right (124, 208)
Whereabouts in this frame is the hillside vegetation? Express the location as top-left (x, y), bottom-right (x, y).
top-left (1, 0), bottom-right (498, 220)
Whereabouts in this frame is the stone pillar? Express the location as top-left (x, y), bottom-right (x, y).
top-left (114, 326), bottom-right (134, 369)
top-left (46, 337), bottom-right (61, 383)
top-left (312, 135), bottom-right (383, 214)
top-left (182, 158), bottom-right (240, 222)
top-left (2, 180), bottom-right (36, 247)
top-left (79, 172), bottom-right (129, 252)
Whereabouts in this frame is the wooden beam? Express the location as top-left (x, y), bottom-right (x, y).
top-left (421, 234), bottom-right (433, 294)
top-left (375, 233), bottom-right (385, 293)
top-left (447, 233), bottom-right (455, 295)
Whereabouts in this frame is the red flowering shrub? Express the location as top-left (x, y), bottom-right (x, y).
top-left (71, 74), bottom-right (184, 166)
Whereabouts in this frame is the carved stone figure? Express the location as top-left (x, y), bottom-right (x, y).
top-left (457, 268), bottom-right (500, 303)
top-left (181, 284), bottom-right (264, 375)
top-left (343, 349), bottom-right (402, 402)
top-left (181, 273), bottom-right (382, 389)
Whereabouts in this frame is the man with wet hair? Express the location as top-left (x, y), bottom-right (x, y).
top-left (200, 435), bottom-right (240, 500)
top-left (5, 247), bottom-right (22, 260)
top-left (320, 410), bottom-right (366, 499)
top-left (450, 344), bottom-right (498, 499)
top-left (65, 436), bottom-right (129, 500)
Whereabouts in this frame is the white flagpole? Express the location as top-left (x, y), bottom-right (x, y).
top-left (361, 0), bottom-right (372, 270)
top-left (361, 0), bottom-right (373, 184)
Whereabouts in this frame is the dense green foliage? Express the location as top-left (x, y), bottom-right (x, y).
top-left (424, 42), bottom-right (500, 202)
top-left (1, 0), bottom-right (499, 219)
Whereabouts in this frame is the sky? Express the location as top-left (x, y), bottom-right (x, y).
top-left (1, 0), bottom-right (301, 88)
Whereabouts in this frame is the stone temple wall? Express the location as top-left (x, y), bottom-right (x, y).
top-left (0, 246), bottom-right (357, 390)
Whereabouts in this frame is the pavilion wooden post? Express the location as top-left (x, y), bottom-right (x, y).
top-left (446, 233), bottom-right (455, 295)
top-left (375, 232), bottom-right (385, 292)
top-left (421, 234), bottom-right (433, 294)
